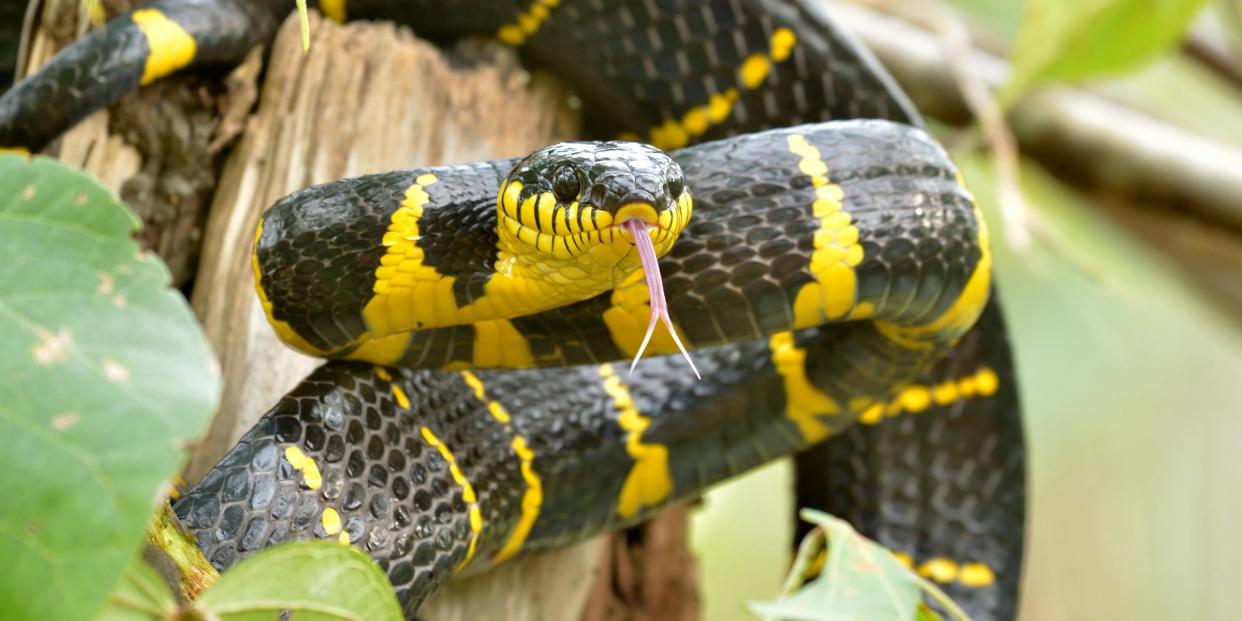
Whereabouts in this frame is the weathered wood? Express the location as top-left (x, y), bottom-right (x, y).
top-left (185, 8), bottom-right (580, 481)
top-left (184, 12), bottom-right (645, 620)
top-left (580, 506), bottom-right (702, 621)
top-left (24, 5), bottom-right (699, 616)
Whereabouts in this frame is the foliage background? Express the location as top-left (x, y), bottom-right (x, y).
top-left (693, 1), bottom-right (1242, 620)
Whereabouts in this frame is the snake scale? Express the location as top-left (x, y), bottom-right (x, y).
top-left (0, 1), bottom-right (1026, 619)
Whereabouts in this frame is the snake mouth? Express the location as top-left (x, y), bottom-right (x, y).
top-left (498, 190), bottom-right (691, 260)
top-left (612, 202), bottom-right (666, 242)
top-left (613, 202), bottom-right (660, 226)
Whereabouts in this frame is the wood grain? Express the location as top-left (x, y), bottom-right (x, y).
top-left (185, 12), bottom-right (625, 620)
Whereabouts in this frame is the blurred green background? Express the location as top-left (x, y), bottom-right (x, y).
top-left (691, 1), bottom-right (1242, 619)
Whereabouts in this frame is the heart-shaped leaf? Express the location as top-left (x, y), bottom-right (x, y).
top-left (0, 154), bottom-right (220, 620)
top-left (1006, 0), bottom-right (1209, 97)
top-left (748, 510), bottom-right (937, 621)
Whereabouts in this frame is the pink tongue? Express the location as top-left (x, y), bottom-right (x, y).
top-left (624, 219), bottom-right (700, 379)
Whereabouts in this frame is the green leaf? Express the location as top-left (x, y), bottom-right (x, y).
top-left (0, 155), bottom-right (220, 620)
top-left (949, 0), bottom-right (1025, 42)
top-left (192, 541), bottom-right (403, 621)
top-left (1005, 0), bottom-right (1209, 97)
top-left (747, 510), bottom-right (927, 621)
top-left (96, 558), bottom-right (177, 621)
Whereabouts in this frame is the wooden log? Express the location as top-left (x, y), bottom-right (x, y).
top-left (23, 5), bottom-right (699, 615)
top-left (580, 506), bottom-right (702, 621)
top-left (185, 8), bottom-right (580, 484)
top-left (185, 12), bottom-right (669, 620)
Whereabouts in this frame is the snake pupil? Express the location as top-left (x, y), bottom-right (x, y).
top-left (552, 165), bottom-right (580, 203)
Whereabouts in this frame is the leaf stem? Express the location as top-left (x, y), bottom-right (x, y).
top-left (147, 505), bottom-right (219, 601)
top-left (914, 573), bottom-right (973, 621)
top-left (108, 593), bottom-right (167, 616)
top-left (126, 565), bottom-right (172, 611)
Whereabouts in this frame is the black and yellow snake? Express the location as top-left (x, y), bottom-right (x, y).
top-left (0, 1), bottom-right (1026, 619)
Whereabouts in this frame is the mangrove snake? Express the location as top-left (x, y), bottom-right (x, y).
top-left (0, 1), bottom-right (1026, 619)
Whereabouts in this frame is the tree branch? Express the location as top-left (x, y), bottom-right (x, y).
top-left (828, 0), bottom-right (1242, 232)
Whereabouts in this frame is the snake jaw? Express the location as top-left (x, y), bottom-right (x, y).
top-left (624, 219), bottom-right (700, 379)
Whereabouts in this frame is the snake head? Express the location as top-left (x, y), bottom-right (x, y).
top-left (497, 140), bottom-right (693, 279)
top-left (497, 141), bottom-right (699, 376)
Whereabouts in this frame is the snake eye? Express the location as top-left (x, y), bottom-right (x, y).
top-left (666, 170), bottom-right (685, 198)
top-left (552, 165), bottom-right (580, 203)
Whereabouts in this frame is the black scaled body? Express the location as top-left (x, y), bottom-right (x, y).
top-left (0, 0), bottom-right (918, 151)
top-left (182, 122), bottom-right (1023, 619)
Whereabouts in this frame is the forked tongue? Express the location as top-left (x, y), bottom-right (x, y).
top-left (624, 219), bottom-right (700, 379)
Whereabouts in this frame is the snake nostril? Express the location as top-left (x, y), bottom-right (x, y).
top-left (590, 183), bottom-right (607, 207)
top-left (552, 165), bottom-right (580, 203)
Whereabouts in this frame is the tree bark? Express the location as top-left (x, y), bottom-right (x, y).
top-left (827, 0), bottom-right (1242, 231)
top-left (22, 6), bottom-right (702, 616)
top-left (186, 12), bottom-right (699, 620)
top-left (580, 506), bottom-right (702, 621)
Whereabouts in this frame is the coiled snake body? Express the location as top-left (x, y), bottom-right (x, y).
top-left (0, 1), bottom-right (1026, 619)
